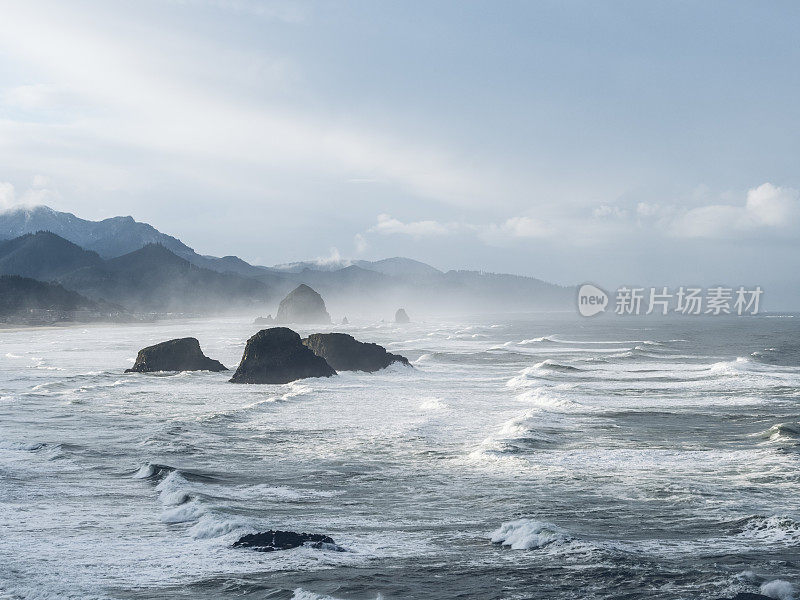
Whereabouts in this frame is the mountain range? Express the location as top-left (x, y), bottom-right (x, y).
top-left (0, 205), bottom-right (573, 317)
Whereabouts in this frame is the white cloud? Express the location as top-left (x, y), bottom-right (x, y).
top-left (313, 247), bottom-right (348, 266)
top-left (368, 213), bottom-right (551, 246)
top-left (593, 205), bottom-right (628, 219)
top-left (0, 3), bottom-right (509, 209)
top-left (370, 214), bottom-right (462, 237)
top-left (745, 182), bottom-right (798, 227)
top-left (0, 182), bottom-right (15, 209)
top-left (354, 233), bottom-right (368, 254)
top-left (0, 179), bottom-right (59, 211)
top-left (1, 84), bottom-right (87, 113)
top-left (482, 216), bottom-right (551, 241)
top-left (671, 182), bottom-right (799, 238)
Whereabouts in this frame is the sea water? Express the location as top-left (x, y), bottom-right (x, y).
top-left (1, 314), bottom-right (798, 599)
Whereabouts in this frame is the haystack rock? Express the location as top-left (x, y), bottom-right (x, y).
top-left (229, 327), bottom-right (336, 384)
top-left (303, 333), bottom-right (410, 373)
top-left (394, 308), bottom-right (410, 323)
top-left (125, 337), bottom-right (226, 373)
top-left (276, 284), bottom-right (331, 324)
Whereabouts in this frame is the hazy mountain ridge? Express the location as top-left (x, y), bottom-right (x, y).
top-left (0, 232), bottom-right (276, 312)
top-left (0, 274), bottom-right (103, 318)
top-left (0, 205), bottom-right (574, 316)
top-left (0, 205), bottom-right (194, 259)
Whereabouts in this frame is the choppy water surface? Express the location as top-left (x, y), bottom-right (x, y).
top-left (1, 314), bottom-right (799, 599)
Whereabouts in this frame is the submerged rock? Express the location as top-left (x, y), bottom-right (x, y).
top-left (233, 530), bottom-right (342, 552)
top-left (394, 308), bottom-right (410, 323)
top-left (125, 337), bottom-right (226, 373)
top-left (276, 284), bottom-right (331, 324)
top-left (303, 333), bottom-right (410, 372)
top-left (253, 314), bottom-right (274, 326)
top-left (229, 327), bottom-right (336, 384)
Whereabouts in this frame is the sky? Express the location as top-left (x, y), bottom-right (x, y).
top-left (0, 0), bottom-right (799, 303)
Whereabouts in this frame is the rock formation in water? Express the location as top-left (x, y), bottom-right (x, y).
top-left (229, 327), bottom-right (336, 384)
top-left (253, 314), bottom-right (274, 326)
top-left (341, 316), bottom-right (349, 325)
top-left (275, 284), bottom-right (331, 324)
top-left (303, 333), bottom-right (410, 372)
top-left (394, 308), bottom-right (410, 323)
top-left (125, 337), bottom-right (227, 373)
top-left (233, 530), bottom-right (342, 552)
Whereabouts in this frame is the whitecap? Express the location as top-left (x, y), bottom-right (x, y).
top-left (490, 518), bottom-right (567, 549)
top-left (418, 397), bottom-right (448, 411)
top-left (761, 580), bottom-right (796, 600)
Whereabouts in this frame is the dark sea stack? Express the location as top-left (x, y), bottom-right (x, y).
top-left (394, 308), bottom-right (410, 323)
top-left (275, 284), bottom-right (331, 324)
top-left (229, 327), bottom-right (336, 384)
top-left (253, 314), bottom-right (274, 326)
top-left (303, 333), bottom-right (410, 373)
top-left (125, 337), bottom-right (227, 373)
top-left (233, 530), bottom-right (341, 552)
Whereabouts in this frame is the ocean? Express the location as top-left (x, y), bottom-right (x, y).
top-left (1, 314), bottom-right (798, 599)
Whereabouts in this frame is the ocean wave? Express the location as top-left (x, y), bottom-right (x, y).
top-left (418, 397), bottom-right (448, 411)
top-left (732, 515), bottom-right (800, 545)
top-left (517, 335), bottom-right (558, 345)
top-left (132, 462), bottom-right (176, 481)
top-left (760, 580), bottom-right (796, 600)
top-left (490, 519), bottom-right (568, 549)
top-left (291, 589), bottom-right (384, 600)
top-left (759, 422), bottom-right (800, 443)
top-left (506, 361), bottom-right (584, 388)
top-left (514, 388), bottom-right (585, 412)
top-left (239, 484), bottom-right (343, 501)
top-left (198, 381), bottom-right (312, 421)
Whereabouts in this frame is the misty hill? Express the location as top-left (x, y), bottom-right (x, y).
top-left (0, 233), bottom-right (276, 312)
top-left (59, 244), bottom-right (275, 312)
top-left (270, 256), bottom-right (442, 278)
top-left (0, 206), bottom-right (574, 316)
top-left (0, 231), bottom-right (104, 280)
top-left (0, 205), bottom-right (195, 259)
top-left (0, 275), bottom-right (101, 318)
top-left (0, 205), bottom-right (289, 283)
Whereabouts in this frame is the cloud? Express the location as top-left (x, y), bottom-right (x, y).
top-left (0, 3), bottom-right (509, 209)
top-left (170, 0), bottom-right (307, 22)
top-left (478, 216), bottom-right (551, 245)
top-left (587, 183), bottom-right (800, 240)
top-left (367, 213), bottom-right (551, 246)
top-left (671, 182), bottom-right (799, 238)
top-left (354, 233), bottom-right (368, 254)
top-left (313, 247), bottom-right (348, 266)
top-left (0, 178), bottom-right (59, 211)
top-left (0, 182), bottom-right (15, 209)
top-left (593, 205), bottom-right (628, 219)
top-left (370, 214), bottom-right (463, 237)
top-left (1, 84), bottom-right (88, 113)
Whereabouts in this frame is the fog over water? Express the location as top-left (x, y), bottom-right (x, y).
top-left (1, 314), bottom-right (798, 599)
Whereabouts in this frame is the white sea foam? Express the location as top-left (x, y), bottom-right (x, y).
top-left (418, 397), bottom-right (448, 411)
top-left (737, 516), bottom-right (800, 545)
top-left (490, 519), bottom-right (567, 549)
top-left (761, 580), bottom-right (796, 600)
top-left (243, 485), bottom-right (342, 501)
top-left (188, 513), bottom-right (250, 539)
